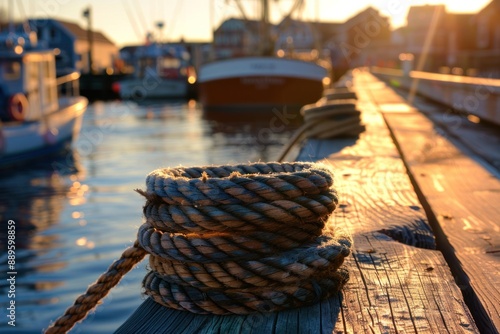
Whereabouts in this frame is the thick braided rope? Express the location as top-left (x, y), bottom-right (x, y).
top-left (144, 162), bottom-right (335, 206)
top-left (143, 193), bottom-right (337, 233)
top-left (149, 230), bottom-right (351, 290)
top-left (138, 162), bottom-right (339, 264)
top-left (144, 268), bottom-right (350, 315)
top-left (140, 162), bottom-right (351, 314)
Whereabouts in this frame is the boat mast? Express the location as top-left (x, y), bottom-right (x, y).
top-left (260, 0), bottom-right (272, 56)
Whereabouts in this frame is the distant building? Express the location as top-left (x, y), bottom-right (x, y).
top-left (470, 0), bottom-right (500, 74)
top-left (275, 18), bottom-right (317, 52)
top-left (475, 0), bottom-right (500, 50)
top-left (119, 40), bottom-right (211, 75)
top-left (405, 5), bottom-right (448, 72)
top-left (275, 18), bottom-right (340, 54)
top-left (392, 0), bottom-right (499, 75)
top-left (324, 7), bottom-right (391, 79)
top-left (213, 16), bottom-right (341, 60)
top-left (445, 13), bottom-right (475, 69)
top-left (390, 27), bottom-right (406, 47)
top-left (213, 18), bottom-right (265, 59)
top-left (29, 18), bottom-right (118, 74)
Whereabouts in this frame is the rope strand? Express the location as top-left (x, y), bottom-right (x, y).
top-left (277, 88), bottom-right (364, 162)
top-left (44, 241), bottom-right (147, 334)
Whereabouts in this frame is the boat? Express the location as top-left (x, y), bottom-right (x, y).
top-left (0, 29), bottom-right (88, 168)
top-left (114, 41), bottom-right (197, 100)
top-left (198, 0), bottom-right (330, 111)
top-left (199, 56), bottom-right (329, 110)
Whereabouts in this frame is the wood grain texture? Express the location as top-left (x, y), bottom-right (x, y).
top-left (115, 69), bottom-right (480, 333)
top-left (114, 293), bottom-right (344, 333)
top-left (366, 71), bottom-right (500, 333)
top-left (314, 70), bottom-right (477, 333)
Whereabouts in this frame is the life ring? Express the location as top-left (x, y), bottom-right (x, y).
top-left (8, 93), bottom-right (28, 121)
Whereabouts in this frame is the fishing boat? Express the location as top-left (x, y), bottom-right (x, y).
top-left (115, 42), bottom-right (197, 100)
top-left (199, 56), bottom-right (328, 110)
top-left (198, 0), bottom-right (330, 111)
top-left (0, 30), bottom-right (88, 168)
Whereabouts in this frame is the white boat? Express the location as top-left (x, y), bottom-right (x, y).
top-left (115, 43), bottom-right (197, 100)
top-left (198, 0), bottom-right (330, 111)
top-left (0, 30), bottom-right (88, 168)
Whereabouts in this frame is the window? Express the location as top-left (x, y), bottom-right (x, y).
top-left (28, 61), bottom-right (38, 81)
top-left (477, 20), bottom-right (489, 49)
top-left (2, 61), bottom-right (21, 80)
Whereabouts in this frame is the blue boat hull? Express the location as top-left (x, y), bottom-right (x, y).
top-left (0, 96), bottom-right (88, 169)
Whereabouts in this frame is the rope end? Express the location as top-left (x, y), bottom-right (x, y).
top-left (201, 171), bottom-right (209, 183)
top-left (135, 188), bottom-right (148, 197)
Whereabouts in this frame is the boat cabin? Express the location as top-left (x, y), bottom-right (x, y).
top-left (0, 32), bottom-right (58, 122)
top-left (129, 43), bottom-right (194, 81)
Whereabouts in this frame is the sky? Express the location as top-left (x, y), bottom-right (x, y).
top-left (3, 0), bottom-right (493, 47)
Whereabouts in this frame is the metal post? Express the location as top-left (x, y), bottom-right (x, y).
top-left (83, 7), bottom-right (93, 74)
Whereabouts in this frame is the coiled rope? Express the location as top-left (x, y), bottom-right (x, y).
top-left (45, 162), bottom-right (351, 333)
top-left (277, 87), bottom-right (365, 161)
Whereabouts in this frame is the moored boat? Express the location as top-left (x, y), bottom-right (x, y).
top-left (198, 56), bottom-right (328, 110)
top-left (198, 0), bottom-right (330, 111)
top-left (0, 30), bottom-right (88, 168)
top-left (115, 42), bottom-right (197, 100)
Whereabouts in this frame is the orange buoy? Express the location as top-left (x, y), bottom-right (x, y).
top-left (8, 93), bottom-right (28, 121)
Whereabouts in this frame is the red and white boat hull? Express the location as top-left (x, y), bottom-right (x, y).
top-left (198, 57), bottom-right (328, 110)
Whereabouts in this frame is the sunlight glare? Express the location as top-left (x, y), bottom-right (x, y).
top-left (393, 0), bottom-right (489, 27)
top-left (76, 237), bottom-right (87, 246)
top-left (317, 0), bottom-right (492, 29)
top-left (467, 115), bottom-right (481, 124)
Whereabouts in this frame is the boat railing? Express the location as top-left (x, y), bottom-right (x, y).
top-left (57, 71), bottom-right (81, 97)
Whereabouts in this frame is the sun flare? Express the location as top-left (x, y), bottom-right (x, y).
top-left (317, 0), bottom-right (492, 29)
top-left (384, 0), bottom-right (491, 27)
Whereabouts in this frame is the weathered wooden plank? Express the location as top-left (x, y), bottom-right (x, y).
top-left (358, 70), bottom-right (500, 332)
top-left (322, 71), bottom-right (478, 333)
top-left (113, 298), bottom-right (202, 333)
top-left (274, 306), bottom-right (299, 334)
top-left (372, 88), bottom-right (500, 332)
top-left (244, 312), bottom-right (276, 334)
top-left (200, 311), bottom-right (231, 334)
top-left (295, 138), bottom-right (321, 161)
top-left (297, 300), bottom-right (320, 334)
top-left (296, 138), bottom-right (361, 162)
top-left (115, 295), bottom-right (345, 333)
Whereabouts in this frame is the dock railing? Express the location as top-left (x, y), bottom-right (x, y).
top-left (370, 66), bottom-right (500, 126)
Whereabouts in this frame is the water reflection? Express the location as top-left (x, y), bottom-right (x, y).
top-left (0, 151), bottom-right (85, 310)
top-left (0, 151), bottom-right (84, 244)
top-left (202, 108), bottom-right (302, 162)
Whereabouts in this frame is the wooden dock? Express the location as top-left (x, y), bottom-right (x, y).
top-left (115, 69), bottom-right (499, 333)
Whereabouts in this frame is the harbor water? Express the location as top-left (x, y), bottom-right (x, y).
top-left (0, 99), bottom-right (301, 333)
